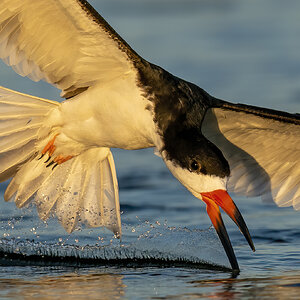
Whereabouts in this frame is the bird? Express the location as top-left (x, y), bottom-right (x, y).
top-left (0, 0), bottom-right (299, 272)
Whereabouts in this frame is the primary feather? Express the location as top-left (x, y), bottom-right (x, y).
top-left (0, 0), bottom-right (135, 97)
top-left (202, 106), bottom-right (300, 209)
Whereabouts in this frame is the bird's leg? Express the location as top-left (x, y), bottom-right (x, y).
top-left (54, 155), bottom-right (74, 165)
top-left (39, 134), bottom-right (73, 169)
top-left (41, 134), bottom-right (59, 159)
top-left (50, 155), bottom-right (74, 170)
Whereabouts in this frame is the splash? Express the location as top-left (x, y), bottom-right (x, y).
top-left (0, 223), bottom-right (230, 270)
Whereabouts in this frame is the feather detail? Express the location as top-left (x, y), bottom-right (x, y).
top-left (0, 86), bottom-right (122, 236)
top-left (202, 107), bottom-right (300, 210)
top-left (0, 0), bottom-right (137, 98)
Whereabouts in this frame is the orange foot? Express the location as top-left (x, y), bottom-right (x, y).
top-left (53, 155), bottom-right (74, 165)
top-left (39, 134), bottom-right (73, 170)
top-left (41, 134), bottom-right (59, 157)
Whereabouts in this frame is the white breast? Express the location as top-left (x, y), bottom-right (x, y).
top-left (59, 71), bottom-right (156, 150)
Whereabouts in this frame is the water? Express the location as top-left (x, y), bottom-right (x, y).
top-left (0, 0), bottom-right (300, 299)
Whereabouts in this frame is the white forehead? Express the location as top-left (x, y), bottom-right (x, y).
top-left (164, 158), bottom-right (228, 196)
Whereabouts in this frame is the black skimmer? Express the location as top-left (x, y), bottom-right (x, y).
top-left (0, 0), bottom-right (299, 272)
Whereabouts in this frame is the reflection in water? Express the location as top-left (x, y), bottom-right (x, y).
top-left (0, 272), bottom-right (125, 300)
top-left (2, 269), bottom-right (300, 300)
top-left (189, 275), bottom-right (300, 300)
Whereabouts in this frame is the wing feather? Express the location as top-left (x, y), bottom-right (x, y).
top-left (202, 105), bottom-right (300, 209)
top-left (0, 0), bottom-right (139, 97)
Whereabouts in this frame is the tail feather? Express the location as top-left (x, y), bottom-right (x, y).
top-left (81, 156), bottom-right (104, 228)
top-left (54, 155), bottom-right (85, 234)
top-left (80, 151), bottom-right (121, 235)
top-left (35, 148), bottom-right (121, 235)
top-left (0, 86), bottom-right (57, 108)
top-left (0, 86), bottom-right (122, 237)
top-left (0, 117), bottom-right (44, 136)
top-left (11, 157), bottom-right (54, 208)
top-left (35, 161), bottom-right (72, 221)
top-left (0, 128), bottom-right (38, 152)
top-left (0, 86), bottom-right (58, 184)
top-left (103, 152), bottom-right (121, 233)
top-left (0, 140), bottom-right (36, 182)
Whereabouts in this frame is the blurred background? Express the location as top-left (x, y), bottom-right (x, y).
top-left (1, 0), bottom-right (300, 112)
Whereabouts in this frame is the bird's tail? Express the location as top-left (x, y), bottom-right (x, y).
top-left (0, 86), bottom-right (121, 236)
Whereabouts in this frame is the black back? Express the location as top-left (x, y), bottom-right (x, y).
top-left (136, 62), bottom-right (230, 178)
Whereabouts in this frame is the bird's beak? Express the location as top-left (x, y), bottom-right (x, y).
top-left (200, 189), bottom-right (255, 272)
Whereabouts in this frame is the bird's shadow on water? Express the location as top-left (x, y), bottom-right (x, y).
top-left (202, 109), bottom-right (272, 201)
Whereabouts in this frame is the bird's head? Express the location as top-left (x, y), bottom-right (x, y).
top-left (161, 128), bottom-right (255, 271)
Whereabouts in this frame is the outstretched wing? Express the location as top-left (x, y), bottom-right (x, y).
top-left (202, 102), bottom-right (300, 209)
top-left (0, 0), bottom-right (140, 98)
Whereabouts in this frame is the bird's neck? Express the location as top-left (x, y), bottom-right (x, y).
top-left (135, 61), bottom-right (214, 154)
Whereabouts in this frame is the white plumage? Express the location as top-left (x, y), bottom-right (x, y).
top-left (0, 86), bottom-right (121, 235)
top-left (0, 0), bottom-right (154, 236)
top-left (0, 87), bottom-right (58, 182)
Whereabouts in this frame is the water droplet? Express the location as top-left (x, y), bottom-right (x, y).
top-left (43, 195), bottom-right (49, 202)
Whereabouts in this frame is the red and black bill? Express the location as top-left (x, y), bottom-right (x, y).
top-left (201, 189), bottom-right (255, 272)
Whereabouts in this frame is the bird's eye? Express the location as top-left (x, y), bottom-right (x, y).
top-left (190, 160), bottom-right (200, 172)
